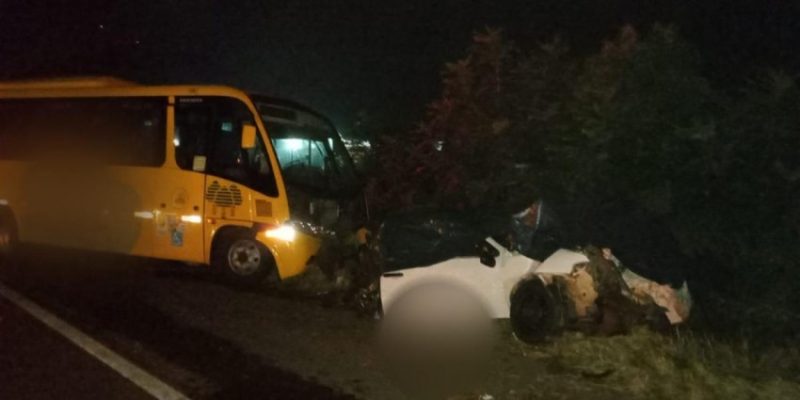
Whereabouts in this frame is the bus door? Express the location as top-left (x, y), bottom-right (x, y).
top-left (149, 98), bottom-right (209, 263)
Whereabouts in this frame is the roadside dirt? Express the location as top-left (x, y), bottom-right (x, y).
top-left (139, 272), bottom-right (632, 399)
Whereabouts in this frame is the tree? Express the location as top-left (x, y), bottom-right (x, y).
top-left (367, 28), bottom-right (518, 211)
top-left (368, 23), bottom-right (800, 332)
top-left (368, 28), bottom-right (579, 213)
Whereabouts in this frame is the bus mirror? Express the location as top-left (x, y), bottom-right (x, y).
top-left (241, 124), bottom-right (257, 149)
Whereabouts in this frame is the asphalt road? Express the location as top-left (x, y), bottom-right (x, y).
top-left (0, 296), bottom-right (153, 400)
top-left (0, 245), bottom-right (722, 400)
top-left (3, 246), bottom-right (605, 400)
top-left (0, 247), bottom-right (366, 400)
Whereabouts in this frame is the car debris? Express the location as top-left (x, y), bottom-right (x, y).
top-left (376, 204), bottom-right (692, 343)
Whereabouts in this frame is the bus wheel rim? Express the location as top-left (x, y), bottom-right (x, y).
top-left (227, 240), bottom-right (261, 276)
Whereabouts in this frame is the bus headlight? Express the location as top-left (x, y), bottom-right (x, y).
top-left (264, 224), bottom-right (296, 242)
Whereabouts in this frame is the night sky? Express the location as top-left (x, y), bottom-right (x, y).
top-left (1, 1), bottom-right (799, 136)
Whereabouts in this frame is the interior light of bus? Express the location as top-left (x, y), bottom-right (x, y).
top-left (285, 138), bottom-right (305, 151)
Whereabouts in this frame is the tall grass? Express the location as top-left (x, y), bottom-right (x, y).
top-left (533, 328), bottom-right (800, 399)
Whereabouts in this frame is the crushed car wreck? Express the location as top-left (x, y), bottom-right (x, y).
top-left (376, 202), bottom-right (692, 343)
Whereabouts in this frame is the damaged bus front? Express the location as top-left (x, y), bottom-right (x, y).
top-left (254, 97), bottom-right (365, 273)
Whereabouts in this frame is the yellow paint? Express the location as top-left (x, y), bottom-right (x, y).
top-left (262, 230), bottom-right (321, 279)
top-left (0, 78), bottom-right (319, 279)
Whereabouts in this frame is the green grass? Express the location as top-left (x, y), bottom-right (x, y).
top-left (521, 328), bottom-right (800, 400)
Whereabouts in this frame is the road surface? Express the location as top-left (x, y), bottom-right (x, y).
top-left (0, 247), bottom-right (637, 400)
top-left (0, 247), bottom-right (369, 399)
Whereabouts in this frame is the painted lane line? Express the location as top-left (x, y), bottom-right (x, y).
top-left (0, 283), bottom-right (189, 400)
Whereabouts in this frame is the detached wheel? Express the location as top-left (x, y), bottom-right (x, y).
top-left (510, 278), bottom-right (564, 343)
top-left (213, 230), bottom-right (277, 287)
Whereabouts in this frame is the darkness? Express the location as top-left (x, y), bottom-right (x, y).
top-left (1, 0), bottom-right (799, 134)
top-left (4, 2), bottom-right (800, 396)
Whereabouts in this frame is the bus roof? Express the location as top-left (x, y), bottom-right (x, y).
top-left (0, 76), bottom-right (137, 90)
top-left (0, 77), bottom-right (254, 100)
top-left (0, 78), bottom-right (328, 124)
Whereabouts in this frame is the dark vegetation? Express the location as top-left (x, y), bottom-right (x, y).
top-left (364, 25), bottom-right (800, 344)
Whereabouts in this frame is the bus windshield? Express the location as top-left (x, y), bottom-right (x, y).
top-left (253, 98), bottom-right (359, 196)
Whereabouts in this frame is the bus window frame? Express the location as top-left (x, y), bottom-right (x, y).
top-left (172, 95), bottom-right (282, 199)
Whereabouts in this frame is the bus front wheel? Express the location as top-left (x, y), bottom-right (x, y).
top-left (213, 230), bottom-right (277, 287)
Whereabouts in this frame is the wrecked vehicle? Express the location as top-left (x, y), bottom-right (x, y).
top-left (509, 246), bottom-right (691, 341)
top-left (378, 202), bottom-right (691, 342)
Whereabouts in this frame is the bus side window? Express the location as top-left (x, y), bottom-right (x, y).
top-left (100, 98), bottom-right (166, 166)
top-left (0, 97), bottom-right (165, 166)
top-left (0, 100), bottom-right (33, 160)
top-left (175, 100), bottom-right (212, 171)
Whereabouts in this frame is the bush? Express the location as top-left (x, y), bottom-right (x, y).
top-left (367, 24), bottom-right (800, 339)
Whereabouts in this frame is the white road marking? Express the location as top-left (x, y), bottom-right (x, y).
top-left (0, 282), bottom-right (190, 400)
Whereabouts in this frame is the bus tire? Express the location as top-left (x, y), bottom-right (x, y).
top-left (212, 229), bottom-right (277, 287)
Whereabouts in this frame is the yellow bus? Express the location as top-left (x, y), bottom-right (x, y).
top-left (0, 77), bottom-right (361, 285)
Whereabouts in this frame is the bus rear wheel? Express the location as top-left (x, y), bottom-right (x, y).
top-left (213, 230), bottom-right (277, 287)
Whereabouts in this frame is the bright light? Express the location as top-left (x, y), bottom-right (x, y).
top-left (343, 138), bottom-right (372, 149)
top-left (180, 214), bottom-right (203, 224)
top-left (173, 137), bottom-right (180, 147)
top-left (284, 138), bottom-right (305, 151)
top-left (264, 224), bottom-right (296, 242)
top-left (133, 211), bottom-right (154, 219)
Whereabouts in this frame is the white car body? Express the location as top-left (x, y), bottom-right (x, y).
top-left (380, 238), bottom-right (691, 324)
top-left (380, 238), bottom-right (588, 318)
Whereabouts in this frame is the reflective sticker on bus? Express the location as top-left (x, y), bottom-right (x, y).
top-left (171, 223), bottom-right (185, 247)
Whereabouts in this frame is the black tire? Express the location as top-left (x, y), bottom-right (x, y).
top-left (212, 229), bottom-right (277, 287)
top-left (644, 302), bottom-right (673, 333)
top-left (510, 278), bottom-right (565, 343)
